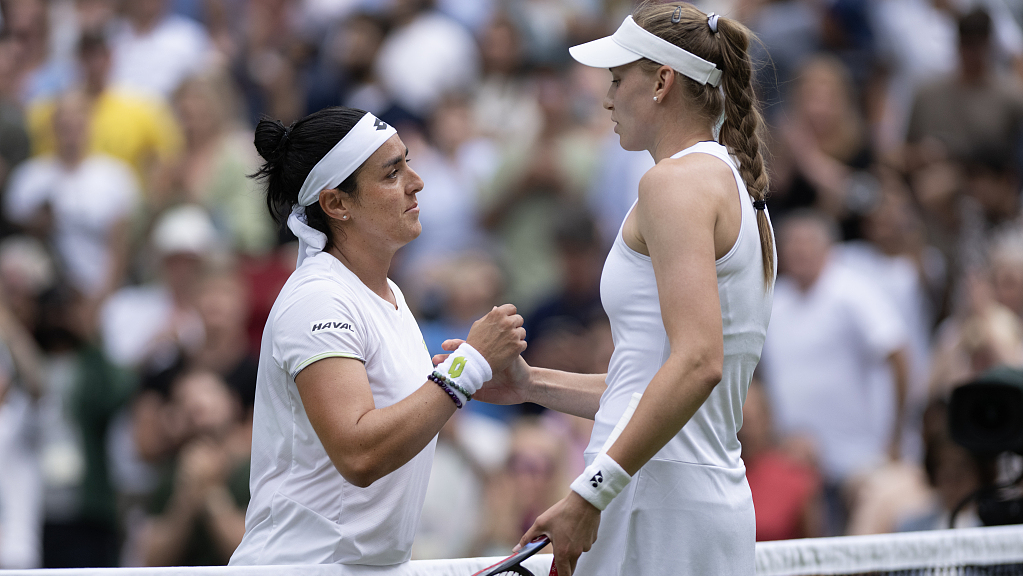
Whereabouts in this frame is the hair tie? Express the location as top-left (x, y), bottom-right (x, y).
top-left (752, 199), bottom-right (766, 210)
top-left (707, 12), bottom-right (720, 34)
top-left (281, 127), bottom-right (292, 149)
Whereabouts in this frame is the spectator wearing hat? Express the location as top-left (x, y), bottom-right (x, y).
top-left (99, 204), bottom-right (216, 371)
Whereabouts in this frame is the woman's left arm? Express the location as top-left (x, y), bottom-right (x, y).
top-left (519, 156), bottom-right (731, 575)
top-left (604, 155), bottom-right (726, 474)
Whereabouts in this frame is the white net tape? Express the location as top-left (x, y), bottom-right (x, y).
top-left (3, 525), bottom-right (1020, 576)
top-left (755, 525), bottom-right (1023, 576)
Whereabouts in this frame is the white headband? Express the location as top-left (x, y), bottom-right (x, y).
top-left (288, 112), bottom-right (397, 267)
top-left (296, 112), bottom-right (397, 207)
top-left (569, 16), bottom-right (722, 87)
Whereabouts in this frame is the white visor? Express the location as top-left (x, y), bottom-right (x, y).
top-left (569, 16), bottom-right (722, 87)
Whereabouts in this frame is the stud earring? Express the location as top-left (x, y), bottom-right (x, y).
top-left (653, 96), bottom-right (658, 102)
top-left (342, 215), bottom-right (348, 220)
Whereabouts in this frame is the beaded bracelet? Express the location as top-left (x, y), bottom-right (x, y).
top-left (429, 372), bottom-right (463, 409)
top-left (432, 370), bottom-right (473, 401)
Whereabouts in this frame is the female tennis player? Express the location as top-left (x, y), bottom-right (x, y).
top-left (458, 4), bottom-right (776, 574)
top-left (228, 107), bottom-right (526, 568)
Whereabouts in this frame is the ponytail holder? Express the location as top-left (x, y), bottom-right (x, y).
top-left (707, 12), bottom-right (720, 34)
top-left (752, 199), bottom-right (766, 210)
top-left (281, 127), bottom-right (292, 148)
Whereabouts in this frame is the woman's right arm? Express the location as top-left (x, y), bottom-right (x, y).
top-left (296, 305), bottom-right (526, 488)
top-left (437, 341), bottom-right (606, 420)
top-left (517, 366), bottom-right (605, 420)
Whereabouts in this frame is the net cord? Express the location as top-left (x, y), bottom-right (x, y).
top-left (0, 525), bottom-right (1019, 576)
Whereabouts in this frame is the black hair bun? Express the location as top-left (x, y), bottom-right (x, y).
top-left (254, 118), bottom-right (291, 164)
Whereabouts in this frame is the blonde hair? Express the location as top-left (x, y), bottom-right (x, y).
top-left (634, 2), bottom-right (774, 287)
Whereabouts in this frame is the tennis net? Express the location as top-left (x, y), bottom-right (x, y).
top-left (755, 525), bottom-right (1022, 576)
top-left (1, 525), bottom-right (1019, 575)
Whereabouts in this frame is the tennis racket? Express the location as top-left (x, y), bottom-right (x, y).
top-left (471, 536), bottom-right (556, 576)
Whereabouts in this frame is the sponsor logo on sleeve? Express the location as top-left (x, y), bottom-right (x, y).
top-left (310, 320), bottom-right (356, 334)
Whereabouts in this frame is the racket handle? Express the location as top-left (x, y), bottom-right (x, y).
top-left (549, 562), bottom-right (558, 576)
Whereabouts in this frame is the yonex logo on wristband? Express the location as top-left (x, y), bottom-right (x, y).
top-left (310, 320), bottom-right (356, 333)
top-left (571, 453), bottom-right (630, 511)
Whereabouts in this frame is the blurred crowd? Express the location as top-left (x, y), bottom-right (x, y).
top-left (0, 0), bottom-right (1019, 568)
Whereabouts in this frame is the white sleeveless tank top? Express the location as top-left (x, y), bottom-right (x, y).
top-left (588, 141), bottom-right (775, 469)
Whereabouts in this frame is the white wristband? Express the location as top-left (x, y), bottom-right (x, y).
top-left (570, 452), bottom-right (631, 511)
top-left (434, 342), bottom-right (492, 397)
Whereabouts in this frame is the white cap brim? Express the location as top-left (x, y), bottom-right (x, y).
top-left (568, 16), bottom-right (723, 87)
top-left (569, 36), bottom-right (642, 69)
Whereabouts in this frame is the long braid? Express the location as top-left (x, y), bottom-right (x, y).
top-left (715, 19), bottom-right (775, 287)
top-left (634, 3), bottom-right (776, 288)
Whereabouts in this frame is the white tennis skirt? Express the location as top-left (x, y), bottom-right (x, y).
top-left (575, 458), bottom-right (755, 576)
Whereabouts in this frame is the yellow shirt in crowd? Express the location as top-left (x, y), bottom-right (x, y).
top-left (27, 90), bottom-right (183, 187)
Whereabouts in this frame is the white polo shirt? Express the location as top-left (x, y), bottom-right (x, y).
top-left (230, 251), bottom-right (435, 567)
top-left (760, 259), bottom-right (907, 482)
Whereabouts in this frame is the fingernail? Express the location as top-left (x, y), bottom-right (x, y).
top-left (512, 545), bottom-right (521, 553)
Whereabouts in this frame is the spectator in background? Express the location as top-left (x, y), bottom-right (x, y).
top-left (0, 243), bottom-right (49, 569)
top-left (929, 230), bottom-right (1023, 399)
top-left (158, 73), bottom-right (274, 254)
top-left (394, 95), bottom-right (497, 278)
top-left (760, 210), bottom-right (911, 535)
top-left (0, 337), bottom-right (40, 569)
top-left (190, 271), bottom-right (258, 416)
top-left (769, 55), bottom-right (875, 239)
top-left (0, 34), bottom-right (31, 221)
top-left (898, 414), bottom-right (984, 531)
top-left (958, 146), bottom-right (1023, 267)
top-left (416, 253), bottom-right (516, 422)
top-left (837, 174), bottom-right (943, 461)
top-left (0, 238), bottom-right (52, 404)
top-left (868, 0), bottom-right (958, 156)
top-left (138, 370), bottom-right (249, 566)
top-left (906, 8), bottom-right (1022, 169)
top-left (5, 90), bottom-right (138, 329)
top-left (2, 0), bottom-right (74, 104)
top-left (97, 206), bottom-right (219, 566)
top-left (374, 0), bottom-right (480, 121)
top-left (305, 12), bottom-right (395, 118)
top-left (987, 230), bottom-right (1023, 320)
top-left (34, 285), bottom-right (135, 568)
top-left (473, 417), bottom-right (571, 557)
top-left (27, 30), bottom-right (183, 193)
top-left (744, 0), bottom-right (821, 120)
top-left (521, 206), bottom-right (605, 375)
top-left (99, 204), bottom-right (214, 372)
top-left (472, 13), bottom-right (542, 147)
top-left (413, 409), bottom-right (511, 560)
top-left (479, 69), bottom-right (600, 310)
top-left (739, 379), bottom-right (824, 541)
top-left (229, 0), bottom-right (306, 124)
top-left (108, 0), bottom-right (214, 100)
top-left (586, 129), bottom-right (653, 247)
